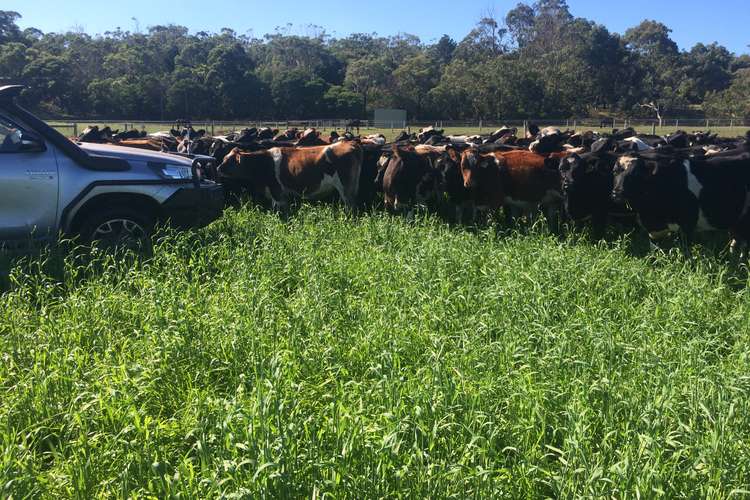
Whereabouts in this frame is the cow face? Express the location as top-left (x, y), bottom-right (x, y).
top-left (217, 148), bottom-right (242, 177)
top-left (434, 149), bottom-right (469, 204)
top-left (558, 154), bottom-right (586, 194)
top-left (611, 156), bottom-right (648, 205)
top-left (435, 149), bottom-right (459, 182)
top-left (416, 167), bottom-right (443, 205)
top-left (559, 153), bottom-right (617, 221)
top-left (560, 154), bottom-right (591, 221)
top-left (460, 149), bottom-right (487, 189)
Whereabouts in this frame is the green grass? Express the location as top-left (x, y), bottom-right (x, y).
top-left (49, 122), bottom-right (750, 142)
top-left (2, 206), bottom-right (750, 498)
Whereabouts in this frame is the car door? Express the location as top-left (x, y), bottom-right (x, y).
top-left (0, 115), bottom-right (59, 241)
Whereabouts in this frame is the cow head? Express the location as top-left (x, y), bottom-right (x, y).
top-left (460, 148), bottom-right (496, 189)
top-left (217, 147), bottom-right (242, 177)
top-left (611, 155), bottom-right (649, 205)
top-left (559, 153), bottom-right (614, 221)
top-left (436, 146), bottom-right (461, 174)
top-left (459, 149), bottom-right (479, 189)
top-left (434, 147), bottom-right (466, 201)
top-left (559, 154), bottom-right (585, 193)
top-left (416, 166), bottom-right (443, 205)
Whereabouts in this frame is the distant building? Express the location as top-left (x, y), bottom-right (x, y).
top-left (374, 109), bottom-right (407, 128)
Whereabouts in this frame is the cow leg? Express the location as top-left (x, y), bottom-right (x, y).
top-left (730, 238), bottom-right (748, 261)
top-left (453, 205), bottom-right (462, 224)
top-left (383, 194), bottom-right (398, 215)
top-left (591, 212), bottom-right (607, 241)
top-left (647, 227), bottom-right (673, 254)
top-left (503, 206), bottom-right (514, 228)
top-left (336, 167), bottom-right (361, 211)
top-left (678, 230), bottom-right (695, 259)
top-left (456, 203), bottom-right (468, 225)
top-left (648, 238), bottom-right (662, 253)
top-left (730, 208), bottom-right (750, 261)
top-left (271, 197), bottom-right (290, 214)
top-left (455, 201), bottom-right (473, 225)
top-left (543, 203), bottom-right (562, 234)
top-left (269, 184), bottom-right (290, 213)
top-left (405, 205), bottom-right (417, 221)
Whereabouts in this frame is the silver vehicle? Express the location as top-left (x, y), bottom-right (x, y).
top-left (0, 85), bottom-right (224, 249)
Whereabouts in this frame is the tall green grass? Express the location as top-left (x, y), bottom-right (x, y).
top-left (1, 206), bottom-right (749, 498)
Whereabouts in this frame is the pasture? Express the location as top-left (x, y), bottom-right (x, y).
top-left (2, 205), bottom-right (750, 498)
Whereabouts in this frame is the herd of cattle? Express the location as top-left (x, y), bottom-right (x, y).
top-left (75, 123), bottom-right (750, 255)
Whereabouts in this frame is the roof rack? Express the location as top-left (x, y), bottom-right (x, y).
top-left (0, 85), bottom-right (24, 100)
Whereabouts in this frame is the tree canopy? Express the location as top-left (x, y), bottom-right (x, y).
top-left (0, 4), bottom-right (747, 120)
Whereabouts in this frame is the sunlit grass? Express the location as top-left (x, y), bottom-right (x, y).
top-left (1, 205), bottom-right (749, 498)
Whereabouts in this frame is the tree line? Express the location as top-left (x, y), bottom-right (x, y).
top-left (1, 1), bottom-right (749, 122)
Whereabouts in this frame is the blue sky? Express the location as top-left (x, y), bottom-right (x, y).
top-left (6, 0), bottom-right (749, 54)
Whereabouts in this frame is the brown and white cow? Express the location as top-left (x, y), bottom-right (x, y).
top-left (218, 141), bottom-right (363, 209)
top-left (460, 148), bottom-right (572, 223)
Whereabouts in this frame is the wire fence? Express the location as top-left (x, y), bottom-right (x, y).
top-left (47, 117), bottom-right (750, 138)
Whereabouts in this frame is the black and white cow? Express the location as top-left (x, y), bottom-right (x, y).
top-left (381, 145), bottom-right (443, 213)
top-left (611, 150), bottom-right (750, 254)
top-left (558, 149), bottom-right (634, 238)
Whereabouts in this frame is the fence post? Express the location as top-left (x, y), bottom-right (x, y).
top-left (706, 119), bottom-right (710, 129)
top-left (573, 120), bottom-right (577, 130)
top-left (73, 122), bottom-right (78, 137)
top-left (652, 122), bottom-right (656, 135)
top-left (479, 119), bottom-right (483, 133)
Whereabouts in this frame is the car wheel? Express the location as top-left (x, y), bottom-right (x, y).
top-left (79, 207), bottom-right (155, 251)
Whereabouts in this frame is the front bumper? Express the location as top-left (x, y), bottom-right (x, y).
top-left (161, 182), bottom-right (224, 229)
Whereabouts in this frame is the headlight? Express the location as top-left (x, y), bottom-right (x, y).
top-left (161, 165), bottom-right (193, 179)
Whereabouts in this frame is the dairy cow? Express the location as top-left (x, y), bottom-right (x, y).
top-left (218, 141), bottom-right (363, 209)
top-left (460, 148), bottom-right (570, 223)
top-left (611, 151), bottom-right (750, 254)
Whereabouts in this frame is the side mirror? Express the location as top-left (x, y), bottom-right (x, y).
top-left (18, 131), bottom-right (46, 152)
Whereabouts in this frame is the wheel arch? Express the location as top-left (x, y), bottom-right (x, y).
top-left (66, 192), bottom-right (164, 236)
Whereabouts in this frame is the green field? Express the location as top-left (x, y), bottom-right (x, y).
top-left (50, 122), bottom-right (750, 143)
top-left (2, 206), bottom-right (749, 498)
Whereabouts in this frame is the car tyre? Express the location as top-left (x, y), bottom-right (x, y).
top-left (79, 206), bottom-right (155, 252)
